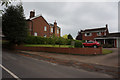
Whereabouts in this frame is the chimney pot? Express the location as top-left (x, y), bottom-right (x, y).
top-left (106, 24), bottom-right (108, 28)
top-left (30, 10), bottom-right (35, 18)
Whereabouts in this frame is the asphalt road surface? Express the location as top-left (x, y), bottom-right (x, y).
top-left (2, 50), bottom-right (112, 79)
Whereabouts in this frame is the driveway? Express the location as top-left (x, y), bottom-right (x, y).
top-left (20, 48), bottom-right (119, 67)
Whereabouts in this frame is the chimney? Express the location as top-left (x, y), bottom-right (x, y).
top-left (54, 20), bottom-right (57, 27)
top-left (106, 24), bottom-right (108, 28)
top-left (30, 10), bottom-right (35, 18)
top-left (53, 20), bottom-right (57, 35)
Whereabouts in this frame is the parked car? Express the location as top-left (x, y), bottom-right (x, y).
top-left (82, 40), bottom-right (100, 48)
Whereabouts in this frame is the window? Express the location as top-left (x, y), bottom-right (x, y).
top-left (97, 32), bottom-right (101, 36)
top-left (57, 29), bottom-right (59, 34)
top-left (34, 32), bottom-right (37, 36)
top-left (88, 41), bottom-right (94, 43)
top-left (51, 27), bottom-right (53, 33)
top-left (44, 26), bottom-right (47, 31)
top-left (44, 34), bottom-right (47, 37)
top-left (104, 32), bottom-right (106, 36)
top-left (85, 33), bottom-right (92, 36)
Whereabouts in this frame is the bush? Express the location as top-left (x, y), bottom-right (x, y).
top-left (103, 44), bottom-right (113, 48)
top-left (66, 39), bottom-right (72, 45)
top-left (24, 36), bottom-right (84, 48)
top-left (74, 40), bottom-right (83, 48)
top-left (24, 36), bottom-right (68, 45)
top-left (24, 36), bottom-right (46, 44)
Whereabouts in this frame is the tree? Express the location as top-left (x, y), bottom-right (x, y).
top-left (0, 0), bottom-right (18, 14)
top-left (2, 4), bottom-right (28, 45)
top-left (0, 0), bottom-right (16, 7)
top-left (62, 34), bottom-right (68, 39)
top-left (68, 34), bottom-right (73, 39)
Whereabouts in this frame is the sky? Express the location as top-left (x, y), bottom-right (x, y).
top-left (5, 0), bottom-right (120, 38)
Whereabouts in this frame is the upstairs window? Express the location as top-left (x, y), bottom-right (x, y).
top-left (57, 29), bottom-right (59, 34)
top-left (34, 32), bottom-right (37, 36)
top-left (51, 27), bottom-right (53, 33)
top-left (44, 26), bottom-right (47, 31)
top-left (104, 32), bottom-right (106, 36)
top-left (97, 32), bottom-right (101, 36)
top-left (85, 33), bottom-right (92, 36)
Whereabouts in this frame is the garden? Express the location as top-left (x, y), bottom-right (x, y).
top-left (23, 35), bottom-right (84, 48)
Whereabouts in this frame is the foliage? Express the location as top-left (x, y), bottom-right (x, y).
top-left (2, 4), bottom-right (28, 45)
top-left (0, 0), bottom-right (16, 7)
top-left (74, 40), bottom-right (83, 48)
top-left (103, 44), bottom-right (114, 48)
top-left (50, 34), bottom-right (58, 45)
top-left (65, 39), bottom-right (72, 45)
top-left (68, 34), bottom-right (73, 39)
top-left (24, 35), bottom-right (84, 48)
top-left (81, 40), bottom-right (85, 43)
top-left (62, 34), bottom-right (68, 39)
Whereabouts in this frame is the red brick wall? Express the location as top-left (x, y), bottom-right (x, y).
top-left (15, 46), bottom-right (102, 55)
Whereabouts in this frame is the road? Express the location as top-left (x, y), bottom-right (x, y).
top-left (2, 50), bottom-right (112, 79)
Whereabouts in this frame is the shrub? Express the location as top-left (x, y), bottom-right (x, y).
top-left (66, 39), bottom-right (72, 45)
top-left (103, 44), bottom-right (113, 48)
top-left (74, 40), bottom-right (83, 48)
top-left (24, 36), bottom-right (45, 44)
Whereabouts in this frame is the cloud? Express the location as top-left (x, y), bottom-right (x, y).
top-left (22, 2), bottom-right (118, 38)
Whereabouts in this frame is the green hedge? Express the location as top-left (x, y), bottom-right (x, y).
top-left (24, 36), bottom-right (83, 47)
top-left (24, 36), bottom-right (71, 45)
top-left (74, 40), bottom-right (83, 48)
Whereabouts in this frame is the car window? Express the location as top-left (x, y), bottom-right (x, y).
top-left (88, 41), bottom-right (94, 43)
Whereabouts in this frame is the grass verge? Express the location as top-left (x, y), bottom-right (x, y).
top-left (24, 44), bottom-right (74, 48)
top-left (102, 48), bottom-right (113, 55)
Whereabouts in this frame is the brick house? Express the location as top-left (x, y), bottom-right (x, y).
top-left (76, 24), bottom-right (120, 48)
top-left (26, 10), bottom-right (61, 37)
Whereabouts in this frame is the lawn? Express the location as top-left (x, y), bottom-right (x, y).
top-left (102, 48), bottom-right (113, 55)
top-left (24, 44), bottom-right (74, 48)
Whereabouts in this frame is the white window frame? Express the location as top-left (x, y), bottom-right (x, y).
top-left (57, 28), bottom-right (59, 34)
top-left (51, 27), bottom-right (53, 33)
top-left (97, 32), bottom-right (101, 36)
top-left (34, 32), bottom-right (37, 36)
top-left (104, 32), bottom-right (106, 36)
top-left (44, 26), bottom-right (47, 31)
top-left (85, 33), bottom-right (92, 36)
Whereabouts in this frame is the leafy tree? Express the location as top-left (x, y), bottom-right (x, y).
top-left (74, 40), bottom-right (83, 48)
top-left (62, 34), bottom-right (68, 39)
top-left (0, 0), bottom-right (18, 14)
top-left (0, 0), bottom-right (16, 7)
top-left (2, 4), bottom-right (28, 45)
top-left (50, 34), bottom-right (58, 46)
top-left (68, 34), bottom-right (73, 39)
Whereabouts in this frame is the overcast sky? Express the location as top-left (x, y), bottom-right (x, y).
top-left (14, 1), bottom-right (118, 38)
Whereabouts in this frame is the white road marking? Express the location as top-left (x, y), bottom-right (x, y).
top-left (0, 64), bottom-right (21, 80)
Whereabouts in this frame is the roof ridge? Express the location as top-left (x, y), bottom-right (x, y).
top-left (85, 27), bottom-right (106, 30)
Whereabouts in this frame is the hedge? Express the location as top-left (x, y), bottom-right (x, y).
top-left (74, 40), bottom-right (83, 48)
top-left (24, 36), bottom-right (83, 47)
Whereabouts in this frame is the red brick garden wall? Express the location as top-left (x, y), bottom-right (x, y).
top-left (15, 46), bottom-right (102, 55)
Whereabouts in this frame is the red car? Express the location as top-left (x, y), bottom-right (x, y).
top-left (82, 40), bottom-right (100, 48)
